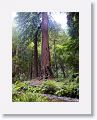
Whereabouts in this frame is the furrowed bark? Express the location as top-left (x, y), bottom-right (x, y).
top-left (33, 31), bottom-right (38, 78)
top-left (41, 12), bottom-right (53, 79)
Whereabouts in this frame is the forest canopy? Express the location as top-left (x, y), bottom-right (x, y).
top-left (12, 12), bottom-right (79, 102)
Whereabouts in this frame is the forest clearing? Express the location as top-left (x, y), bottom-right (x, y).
top-left (12, 12), bottom-right (79, 102)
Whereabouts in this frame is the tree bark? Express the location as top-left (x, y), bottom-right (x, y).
top-left (29, 61), bottom-right (33, 79)
top-left (54, 39), bottom-right (58, 78)
top-left (33, 31), bottom-right (38, 78)
top-left (41, 12), bottom-right (53, 79)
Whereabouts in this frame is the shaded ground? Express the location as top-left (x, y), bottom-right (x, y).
top-left (41, 94), bottom-right (79, 102)
top-left (30, 79), bottom-right (44, 86)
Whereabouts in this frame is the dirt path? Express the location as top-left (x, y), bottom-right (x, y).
top-left (29, 79), bottom-right (52, 86)
top-left (29, 79), bottom-right (44, 86)
top-left (41, 94), bottom-right (79, 102)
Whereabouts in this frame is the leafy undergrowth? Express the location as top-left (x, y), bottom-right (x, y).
top-left (41, 80), bottom-right (79, 98)
top-left (13, 92), bottom-right (48, 102)
top-left (12, 79), bottom-right (79, 102)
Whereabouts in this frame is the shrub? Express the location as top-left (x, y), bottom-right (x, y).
top-left (41, 80), bottom-right (59, 94)
top-left (12, 92), bottom-right (48, 102)
top-left (12, 80), bottom-right (41, 94)
top-left (12, 81), bottom-right (29, 92)
top-left (27, 86), bottom-right (41, 93)
top-left (55, 82), bottom-right (79, 98)
top-left (69, 72), bottom-right (79, 82)
top-left (55, 88), bottom-right (68, 97)
top-left (12, 80), bottom-right (48, 102)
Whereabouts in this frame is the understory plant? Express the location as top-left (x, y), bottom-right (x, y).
top-left (12, 80), bottom-right (79, 102)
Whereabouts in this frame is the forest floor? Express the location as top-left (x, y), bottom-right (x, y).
top-left (41, 94), bottom-right (79, 102)
top-left (30, 79), bottom-right (44, 86)
top-left (29, 79), bottom-right (79, 102)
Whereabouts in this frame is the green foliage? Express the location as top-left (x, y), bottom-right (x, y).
top-left (13, 81), bottom-right (41, 93)
top-left (16, 12), bottom-right (41, 41)
top-left (12, 79), bottom-right (79, 102)
top-left (12, 81), bottom-right (30, 93)
top-left (13, 92), bottom-right (48, 102)
top-left (41, 80), bottom-right (59, 94)
top-left (67, 12), bottom-right (79, 39)
top-left (12, 81), bottom-right (48, 102)
top-left (27, 42), bottom-right (34, 50)
top-left (40, 80), bottom-right (79, 98)
top-left (55, 82), bottom-right (79, 98)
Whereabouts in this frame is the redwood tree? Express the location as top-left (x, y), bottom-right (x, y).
top-left (33, 31), bottom-right (38, 78)
top-left (41, 12), bottom-right (53, 79)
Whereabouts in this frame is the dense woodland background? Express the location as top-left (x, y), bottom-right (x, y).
top-left (12, 12), bottom-right (79, 102)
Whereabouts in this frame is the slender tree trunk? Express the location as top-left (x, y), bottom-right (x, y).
top-left (41, 12), bottom-right (53, 79)
top-left (54, 39), bottom-right (58, 78)
top-left (29, 61), bottom-right (33, 79)
top-left (60, 63), bottom-right (66, 78)
top-left (55, 63), bottom-right (58, 78)
top-left (33, 32), bottom-right (38, 78)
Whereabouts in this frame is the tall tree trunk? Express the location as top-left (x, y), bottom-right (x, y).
top-left (29, 61), bottom-right (33, 79)
top-left (33, 31), bottom-right (38, 78)
top-left (41, 12), bottom-right (53, 79)
top-left (54, 39), bottom-right (58, 78)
